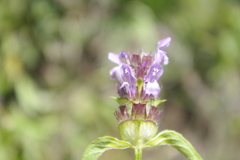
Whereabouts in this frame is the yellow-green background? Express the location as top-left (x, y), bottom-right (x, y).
top-left (0, 0), bottom-right (240, 159)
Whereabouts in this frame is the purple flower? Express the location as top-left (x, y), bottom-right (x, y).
top-left (144, 63), bottom-right (163, 83)
top-left (119, 64), bottom-right (136, 85)
top-left (114, 64), bottom-right (137, 99)
top-left (108, 52), bottom-right (131, 79)
top-left (144, 80), bottom-right (161, 99)
top-left (154, 37), bottom-right (171, 65)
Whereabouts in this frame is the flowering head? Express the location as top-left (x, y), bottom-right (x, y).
top-left (108, 37), bottom-right (171, 146)
top-left (109, 37), bottom-right (171, 103)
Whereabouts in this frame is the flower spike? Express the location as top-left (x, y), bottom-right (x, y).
top-left (108, 38), bottom-right (171, 143)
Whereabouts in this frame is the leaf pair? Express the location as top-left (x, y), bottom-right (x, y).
top-left (82, 130), bottom-right (203, 160)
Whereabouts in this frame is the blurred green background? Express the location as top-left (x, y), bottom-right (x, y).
top-left (0, 0), bottom-right (240, 160)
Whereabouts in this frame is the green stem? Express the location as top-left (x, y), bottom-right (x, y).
top-left (134, 148), bottom-right (142, 160)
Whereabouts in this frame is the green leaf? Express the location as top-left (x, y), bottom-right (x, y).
top-left (151, 99), bottom-right (166, 107)
top-left (144, 130), bottom-right (203, 160)
top-left (82, 136), bottom-right (132, 160)
top-left (111, 97), bottom-right (132, 106)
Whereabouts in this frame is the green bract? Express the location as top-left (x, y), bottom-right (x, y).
top-left (111, 97), bottom-right (132, 106)
top-left (118, 120), bottom-right (158, 146)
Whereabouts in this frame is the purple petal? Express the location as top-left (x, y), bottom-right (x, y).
top-left (162, 54), bottom-right (169, 65)
top-left (154, 50), bottom-right (165, 64)
top-left (120, 64), bottom-right (137, 85)
top-left (120, 51), bottom-right (128, 58)
top-left (110, 66), bottom-right (119, 79)
top-left (119, 82), bottom-right (137, 99)
top-left (145, 81), bottom-right (161, 98)
top-left (158, 37), bottom-right (171, 49)
top-left (108, 52), bottom-right (121, 64)
top-left (120, 82), bottom-right (130, 92)
top-left (144, 63), bottom-right (163, 83)
top-left (154, 50), bottom-right (169, 65)
top-left (115, 65), bottom-right (124, 83)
